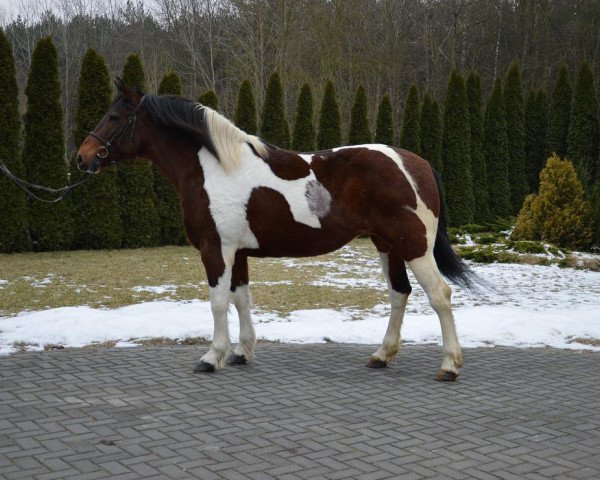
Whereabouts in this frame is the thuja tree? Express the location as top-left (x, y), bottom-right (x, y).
top-left (419, 91), bottom-right (442, 173)
top-left (348, 85), bottom-right (371, 144)
top-left (22, 37), bottom-right (72, 251)
top-left (375, 95), bottom-right (394, 145)
top-left (120, 54), bottom-right (159, 248)
top-left (524, 88), bottom-right (549, 191)
top-left (317, 80), bottom-right (341, 149)
top-left (504, 62), bottom-right (528, 213)
top-left (234, 80), bottom-right (257, 134)
top-left (399, 84), bottom-right (420, 154)
top-left (548, 64), bottom-right (572, 158)
top-left (466, 71), bottom-right (490, 222)
top-left (70, 48), bottom-right (122, 250)
top-left (155, 70), bottom-right (186, 245)
top-left (0, 28), bottom-right (29, 252)
top-left (292, 83), bottom-right (316, 151)
top-left (260, 72), bottom-right (290, 148)
top-left (441, 69), bottom-right (474, 226)
top-left (198, 89), bottom-right (219, 110)
top-left (483, 78), bottom-right (512, 218)
top-left (567, 61), bottom-right (600, 184)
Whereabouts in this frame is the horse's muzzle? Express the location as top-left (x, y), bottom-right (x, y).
top-left (76, 154), bottom-right (98, 174)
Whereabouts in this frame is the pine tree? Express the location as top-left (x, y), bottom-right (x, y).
top-left (567, 61), bottom-right (600, 184)
top-left (158, 71), bottom-right (182, 96)
top-left (419, 91), bottom-right (442, 172)
top-left (198, 90), bottom-right (219, 110)
top-left (234, 80), bottom-right (257, 135)
top-left (120, 54), bottom-right (159, 248)
top-left (292, 83), bottom-right (316, 151)
top-left (317, 80), bottom-right (342, 149)
top-left (504, 62), bottom-right (528, 213)
top-left (348, 85), bottom-right (371, 144)
top-left (375, 95), bottom-right (394, 145)
top-left (466, 71), bottom-right (491, 222)
top-left (22, 37), bottom-right (72, 251)
top-left (260, 72), bottom-right (290, 148)
top-left (69, 48), bottom-right (122, 250)
top-left (441, 69), bottom-right (474, 226)
top-left (524, 88), bottom-right (549, 191)
top-left (547, 64), bottom-right (572, 158)
top-left (155, 70), bottom-right (186, 245)
top-left (483, 78), bottom-right (512, 218)
top-left (0, 28), bottom-right (29, 252)
top-left (399, 84), bottom-right (420, 153)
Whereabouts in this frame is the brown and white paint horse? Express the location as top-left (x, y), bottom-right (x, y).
top-left (77, 80), bottom-right (479, 381)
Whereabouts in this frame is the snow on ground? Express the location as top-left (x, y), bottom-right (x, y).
top-left (1, 256), bottom-right (599, 356)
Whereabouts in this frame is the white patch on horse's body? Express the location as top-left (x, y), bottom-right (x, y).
top-left (298, 153), bottom-right (314, 164)
top-left (305, 180), bottom-right (331, 219)
top-left (199, 145), bottom-right (327, 248)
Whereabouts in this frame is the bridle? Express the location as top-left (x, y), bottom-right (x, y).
top-left (85, 96), bottom-right (145, 172)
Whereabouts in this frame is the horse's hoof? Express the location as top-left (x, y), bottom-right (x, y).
top-left (366, 357), bottom-right (388, 369)
top-left (193, 361), bottom-right (215, 373)
top-left (435, 370), bottom-right (458, 381)
top-left (227, 353), bottom-right (247, 365)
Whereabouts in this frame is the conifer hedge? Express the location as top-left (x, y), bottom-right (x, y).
top-left (120, 54), bottom-right (159, 248)
top-left (317, 80), bottom-right (342, 149)
top-left (69, 48), bottom-right (122, 250)
top-left (292, 83), bottom-right (316, 151)
top-left (419, 91), bottom-right (442, 173)
top-left (399, 84), bottom-right (420, 153)
top-left (260, 72), bottom-right (290, 148)
top-left (159, 71), bottom-right (182, 96)
top-left (548, 65), bottom-right (572, 158)
top-left (348, 85), bottom-right (371, 145)
top-left (441, 69), bottom-right (474, 226)
top-left (22, 37), bottom-right (72, 251)
top-left (375, 95), bottom-right (394, 145)
top-left (198, 90), bottom-right (219, 110)
top-left (524, 88), bottom-right (548, 191)
top-left (234, 80), bottom-right (258, 135)
top-left (0, 28), bottom-right (29, 252)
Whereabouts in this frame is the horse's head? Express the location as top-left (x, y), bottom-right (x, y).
top-left (76, 78), bottom-right (144, 173)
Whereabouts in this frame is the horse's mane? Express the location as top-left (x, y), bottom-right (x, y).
top-left (142, 94), bottom-right (268, 172)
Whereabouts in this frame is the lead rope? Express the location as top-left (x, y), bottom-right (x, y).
top-left (0, 158), bottom-right (94, 204)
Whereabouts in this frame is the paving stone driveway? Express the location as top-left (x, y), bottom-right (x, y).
top-left (1, 344), bottom-right (599, 479)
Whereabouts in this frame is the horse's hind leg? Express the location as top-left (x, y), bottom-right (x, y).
top-left (228, 254), bottom-right (256, 365)
top-left (367, 245), bottom-right (411, 368)
top-left (407, 253), bottom-right (462, 381)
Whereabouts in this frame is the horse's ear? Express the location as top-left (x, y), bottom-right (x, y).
top-left (114, 77), bottom-right (125, 93)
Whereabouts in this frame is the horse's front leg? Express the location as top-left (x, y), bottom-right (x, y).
top-left (228, 253), bottom-right (256, 365)
top-left (193, 247), bottom-right (235, 373)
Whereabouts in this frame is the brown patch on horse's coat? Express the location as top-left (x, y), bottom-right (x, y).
top-left (262, 150), bottom-right (311, 180)
top-left (230, 253), bottom-right (249, 292)
top-left (395, 148), bottom-right (440, 217)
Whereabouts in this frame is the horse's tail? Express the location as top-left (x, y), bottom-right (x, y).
top-left (431, 170), bottom-right (484, 292)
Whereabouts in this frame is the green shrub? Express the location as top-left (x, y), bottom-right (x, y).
top-left (475, 234), bottom-right (498, 245)
top-left (457, 246), bottom-right (518, 264)
top-left (260, 72), bottom-right (290, 148)
top-left (507, 240), bottom-right (546, 254)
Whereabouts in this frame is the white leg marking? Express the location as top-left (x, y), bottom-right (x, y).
top-left (371, 253), bottom-right (409, 364)
top-left (408, 254), bottom-right (462, 373)
top-left (232, 284), bottom-right (256, 360)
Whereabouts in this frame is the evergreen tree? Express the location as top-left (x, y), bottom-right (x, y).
top-left (159, 71), bottom-right (182, 96)
top-left (317, 80), bottom-right (342, 149)
top-left (375, 95), bottom-right (394, 145)
top-left (547, 64), bottom-right (572, 158)
top-left (198, 89), bottom-right (219, 110)
top-left (483, 78), bottom-right (513, 218)
top-left (22, 37), bottom-right (72, 251)
top-left (466, 71), bottom-right (491, 222)
top-left (292, 83), bottom-right (316, 151)
top-left (504, 62), bottom-right (528, 213)
top-left (441, 69), bottom-right (474, 226)
top-left (155, 70), bottom-right (186, 245)
top-left (419, 91), bottom-right (442, 172)
top-left (234, 80), bottom-right (258, 135)
top-left (348, 85), bottom-right (371, 144)
top-left (524, 88), bottom-right (549, 191)
top-left (120, 54), bottom-right (159, 248)
top-left (567, 61), bottom-right (600, 184)
top-left (0, 28), bottom-right (29, 252)
top-left (260, 72), bottom-right (290, 148)
top-left (399, 84), bottom-right (420, 153)
top-left (69, 48), bottom-right (122, 250)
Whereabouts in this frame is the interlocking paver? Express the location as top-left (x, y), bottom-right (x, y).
top-left (0, 344), bottom-right (599, 479)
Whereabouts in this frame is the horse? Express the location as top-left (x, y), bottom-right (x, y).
top-left (76, 79), bottom-right (479, 381)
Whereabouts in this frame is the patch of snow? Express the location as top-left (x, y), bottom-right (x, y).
top-left (0, 279), bottom-right (8, 286)
top-left (32, 275), bottom-right (54, 288)
top-left (115, 340), bottom-right (139, 349)
top-left (132, 285), bottom-right (178, 294)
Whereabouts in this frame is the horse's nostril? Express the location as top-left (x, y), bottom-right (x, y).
top-left (76, 154), bottom-right (83, 166)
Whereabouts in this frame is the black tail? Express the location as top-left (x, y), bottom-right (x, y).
top-left (432, 170), bottom-right (482, 291)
